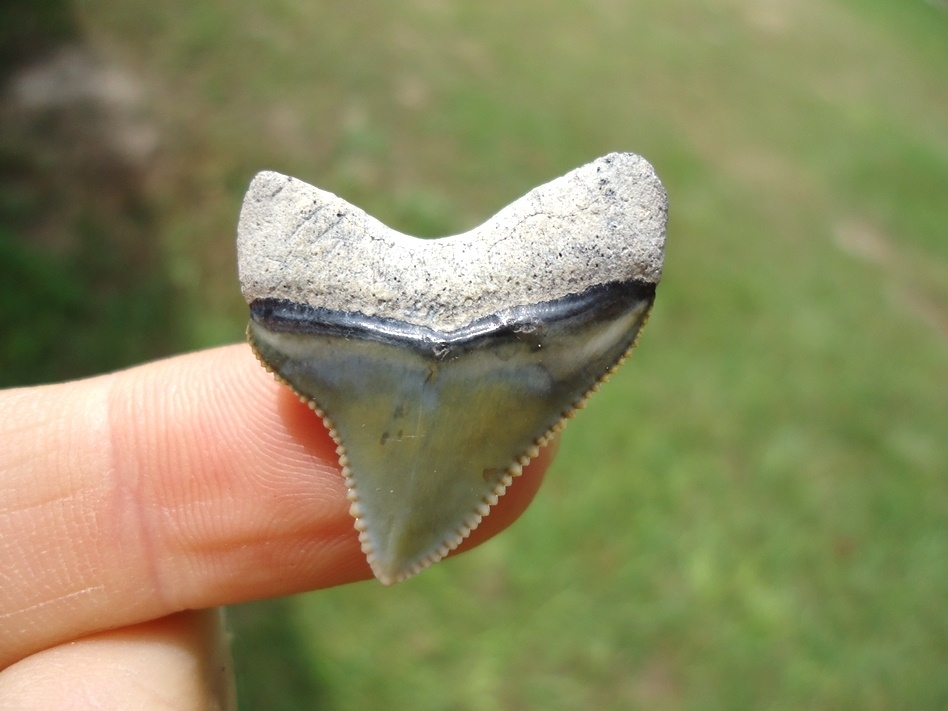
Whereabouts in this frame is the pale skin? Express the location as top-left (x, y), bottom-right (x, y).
top-left (0, 345), bottom-right (551, 709)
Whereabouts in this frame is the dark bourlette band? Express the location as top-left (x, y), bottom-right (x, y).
top-left (250, 279), bottom-right (656, 357)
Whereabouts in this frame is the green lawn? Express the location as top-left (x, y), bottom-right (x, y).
top-left (4, 0), bottom-right (947, 708)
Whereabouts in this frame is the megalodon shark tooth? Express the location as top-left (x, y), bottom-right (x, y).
top-left (237, 152), bottom-right (667, 585)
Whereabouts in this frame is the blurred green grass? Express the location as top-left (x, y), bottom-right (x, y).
top-left (3, 0), bottom-right (947, 708)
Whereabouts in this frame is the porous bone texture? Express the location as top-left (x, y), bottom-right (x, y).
top-left (237, 152), bottom-right (666, 332)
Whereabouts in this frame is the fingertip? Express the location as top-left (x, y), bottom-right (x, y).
top-left (0, 344), bottom-right (556, 667)
top-left (0, 610), bottom-right (236, 710)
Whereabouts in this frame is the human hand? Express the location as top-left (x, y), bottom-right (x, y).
top-left (0, 345), bottom-right (551, 708)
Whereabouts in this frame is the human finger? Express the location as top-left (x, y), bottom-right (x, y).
top-left (0, 609), bottom-right (235, 710)
top-left (0, 345), bottom-right (550, 668)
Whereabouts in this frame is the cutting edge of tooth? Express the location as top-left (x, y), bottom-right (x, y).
top-left (383, 308), bottom-right (652, 585)
top-left (246, 306), bottom-right (653, 586)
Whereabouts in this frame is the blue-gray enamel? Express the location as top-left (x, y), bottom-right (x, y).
top-left (248, 281), bottom-right (653, 582)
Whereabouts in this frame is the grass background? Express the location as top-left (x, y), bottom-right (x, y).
top-left (2, 0), bottom-right (947, 708)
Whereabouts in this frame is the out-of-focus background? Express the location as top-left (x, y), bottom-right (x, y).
top-left (2, 1), bottom-right (946, 708)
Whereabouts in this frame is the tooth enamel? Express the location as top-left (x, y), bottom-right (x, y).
top-left (238, 152), bottom-right (666, 584)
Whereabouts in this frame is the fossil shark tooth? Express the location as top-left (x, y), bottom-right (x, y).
top-left (237, 152), bottom-right (667, 585)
